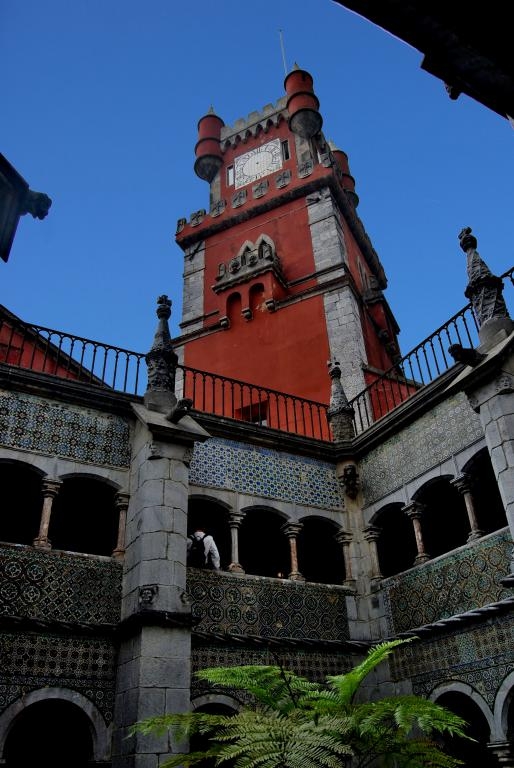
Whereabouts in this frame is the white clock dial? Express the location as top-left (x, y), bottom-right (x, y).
top-left (234, 139), bottom-right (283, 188)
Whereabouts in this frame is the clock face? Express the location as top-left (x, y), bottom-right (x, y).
top-left (234, 139), bottom-right (283, 189)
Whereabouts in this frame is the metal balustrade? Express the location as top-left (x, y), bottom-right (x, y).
top-left (350, 266), bottom-right (514, 434)
top-left (1, 266), bottom-right (512, 440)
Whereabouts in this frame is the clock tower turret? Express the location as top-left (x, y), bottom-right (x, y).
top-left (175, 67), bottom-right (401, 413)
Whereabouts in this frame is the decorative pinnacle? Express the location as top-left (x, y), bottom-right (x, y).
top-left (458, 226), bottom-right (477, 252)
top-left (144, 295), bottom-right (178, 412)
top-left (156, 294), bottom-right (172, 320)
top-left (327, 358), bottom-right (355, 441)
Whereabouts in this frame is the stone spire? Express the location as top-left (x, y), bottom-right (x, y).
top-left (459, 227), bottom-right (513, 347)
top-left (327, 359), bottom-right (355, 441)
top-left (144, 295), bottom-right (178, 413)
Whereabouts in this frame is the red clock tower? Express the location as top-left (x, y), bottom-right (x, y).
top-left (175, 66), bottom-right (401, 416)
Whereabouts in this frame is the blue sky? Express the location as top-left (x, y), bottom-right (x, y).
top-left (2, 0), bottom-right (513, 361)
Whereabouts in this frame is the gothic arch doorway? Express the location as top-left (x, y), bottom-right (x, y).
top-left (3, 698), bottom-right (94, 767)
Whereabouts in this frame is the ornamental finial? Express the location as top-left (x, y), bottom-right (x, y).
top-left (144, 295), bottom-right (178, 413)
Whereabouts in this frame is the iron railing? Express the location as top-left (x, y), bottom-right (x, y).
top-left (1, 266), bottom-right (513, 441)
top-left (177, 365), bottom-right (330, 440)
top-left (0, 310), bottom-right (330, 440)
top-left (349, 266), bottom-right (514, 434)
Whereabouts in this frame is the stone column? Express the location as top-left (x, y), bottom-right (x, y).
top-left (402, 502), bottom-right (430, 564)
top-left (112, 491), bottom-right (130, 560)
top-left (227, 511), bottom-right (245, 574)
top-left (33, 479), bottom-right (61, 550)
top-left (451, 474), bottom-right (483, 542)
top-left (487, 742), bottom-right (514, 766)
top-left (334, 529), bottom-right (354, 585)
top-left (281, 522), bottom-right (305, 581)
top-left (363, 525), bottom-right (382, 579)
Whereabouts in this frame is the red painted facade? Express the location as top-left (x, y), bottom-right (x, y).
top-left (176, 70), bottom-right (403, 417)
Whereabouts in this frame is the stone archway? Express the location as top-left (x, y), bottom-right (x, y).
top-left (0, 687), bottom-right (111, 767)
top-left (433, 688), bottom-right (496, 767)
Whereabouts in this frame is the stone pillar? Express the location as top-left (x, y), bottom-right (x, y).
top-left (402, 502), bottom-right (430, 564)
top-left (451, 474), bottom-right (483, 542)
top-left (363, 525), bottom-right (382, 579)
top-left (33, 479), bottom-right (61, 549)
top-left (111, 406), bottom-right (210, 768)
top-left (334, 529), bottom-right (354, 585)
top-left (281, 522), bottom-right (305, 581)
top-left (487, 742), bottom-right (514, 766)
top-left (227, 511), bottom-right (245, 574)
top-left (112, 491), bottom-right (130, 560)
top-left (112, 294), bottom-right (210, 768)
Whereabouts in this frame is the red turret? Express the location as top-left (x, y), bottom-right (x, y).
top-left (284, 64), bottom-right (322, 138)
top-left (194, 107), bottom-right (224, 183)
top-left (329, 143), bottom-right (359, 207)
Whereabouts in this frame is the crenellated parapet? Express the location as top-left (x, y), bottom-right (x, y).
top-left (219, 98), bottom-right (288, 148)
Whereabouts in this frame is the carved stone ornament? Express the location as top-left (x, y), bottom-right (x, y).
top-left (190, 209), bottom-right (206, 226)
top-left (139, 584), bottom-right (158, 606)
top-left (340, 464), bottom-right (360, 499)
top-left (144, 295), bottom-right (178, 411)
top-left (459, 227), bottom-right (511, 327)
top-left (327, 359), bottom-right (355, 441)
top-left (20, 189), bottom-right (52, 220)
top-left (298, 159), bottom-right (314, 178)
top-left (212, 237), bottom-right (286, 294)
top-left (210, 199), bottom-right (226, 217)
top-left (275, 169), bottom-right (292, 188)
top-left (176, 217), bottom-right (187, 234)
top-left (232, 189), bottom-right (247, 208)
top-left (252, 179), bottom-right (269, 198)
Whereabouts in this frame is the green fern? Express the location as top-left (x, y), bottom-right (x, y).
top-left (131, 638), bottom-right (470, 768)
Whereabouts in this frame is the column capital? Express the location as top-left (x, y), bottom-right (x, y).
top-left (451, 474), bottom-right (473, 495)
top-left (363, 525), bottom-right (381, 542)
top-left (402, 501), bottom-right (426, 520)
top-left (228, 511), bottom-right (246, 528)
top-left (334, 529), bottom-right (352, 546)
top-left (281, 522), bottom-right (303, 538)
top-left (41, 479), bottom-right (61, 498)
top-left (115, 491), bottom-right (130, 510)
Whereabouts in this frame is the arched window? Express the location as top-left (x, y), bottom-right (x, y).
top-left (374, 503), bottom-right (417, 577)
top-left (188, 497), bottom-right (230, 570)
top-left (414, 477), bottom-right (469, 558)
top-left (239, 508), bottom-right (289, 578)
top-left (0, 461), bottom-right (43, 546)
top-left (463, 448), bottom-right (507, 534)
top-left (434, 692), bottom-right (495, 767)
top-left (297, 517), bottom-right (345, 585)
top-left (226, 292), bottom-right (242, 326)
top-left (50, 477), bottom-right (118, 556)
top-left (4, 699), bottom-right (94, 768)
top-left (249, 283), bottom-right (265, 316)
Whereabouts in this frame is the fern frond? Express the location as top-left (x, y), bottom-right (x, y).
top-left (195, 665), bottom-right (317, 711)
top-left (325, 638), bottom-right (414, 706)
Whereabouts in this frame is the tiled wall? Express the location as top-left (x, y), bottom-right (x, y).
top-left (190, 438), bottom-right (341, 510)
top-left (360, 392), bottom-right (483, 504)
top-left (0, 390), bottom-right (131, 467)
top-left (382, 529), bottom-right (512, 634)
